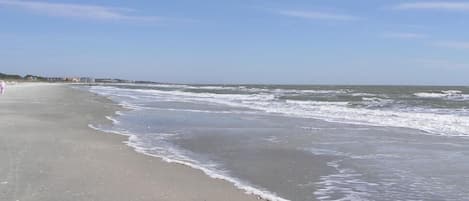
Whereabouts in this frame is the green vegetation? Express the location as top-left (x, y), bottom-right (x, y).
top-left (0, 72), bottom-right (23, 80)
top-left (0, 73), bottom-right (50, 81)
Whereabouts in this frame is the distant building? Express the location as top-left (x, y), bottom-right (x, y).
top-left (95, 78), bottom-right (118, 83)
top-left (47, 77), bottom-right (65, 82)
top-left (64, 77), bottom-right (80, 82)
top-left (80, 77), bottom-right (95, 83)
top-left (25, 75), bottom-right (37, 81)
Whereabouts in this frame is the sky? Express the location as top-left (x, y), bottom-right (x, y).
top-left (1, 0), bottom-right (469, 85)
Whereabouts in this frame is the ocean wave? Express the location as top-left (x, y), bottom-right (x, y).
top-left (100, 83), bottom-right (353, 96)
top-left (89, 86), bottom-right (469, 137)
top-left (265, 99), bottom-right (469, 136)
top-left (350, 92), bottom-right (379, 97)
top-left (414, 90), bottom-right (469, 101)
top-left (360, 97), bottom-right (395, 108)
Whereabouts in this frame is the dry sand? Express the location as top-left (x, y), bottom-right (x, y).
top-left (0, 83), bottom-right (259, 201)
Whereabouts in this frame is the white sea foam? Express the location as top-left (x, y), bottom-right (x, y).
top-left (118, 101), bottom-right (147, 111)
top-left (89, 86), bottom-right (469, 137)
top-left (105, 116), bottom-right (120, 124)
top-left (154, 107), bottom-right (259, 115)
top-left (87, 124), bottom-right (100, 131)
top-left (361, 97), bottom-right (394, 108)
top-left (307, 147), bottom-right (401, 160)
top-left (414, 90), bottom-right (469, 101)
top-left (95, 83), bottom-right (353, 96)
top-left (263, 136), bottom-right (281, 144)
top-left (306, 147), bottom-right (403, 201)
top-left (274, 100), bottom-right (469, 136)
top-left (315, 159), bottom-right (376, 201)
top-left (351, 92), bottom-right (379, 97)
top-left (414, 92), bottom-right (448, 98)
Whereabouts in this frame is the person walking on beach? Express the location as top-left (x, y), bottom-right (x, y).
top-left (0, 80), bottom-right (5, 95)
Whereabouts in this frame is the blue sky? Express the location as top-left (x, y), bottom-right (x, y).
top-left (1, 0), bottom-right (469, 85)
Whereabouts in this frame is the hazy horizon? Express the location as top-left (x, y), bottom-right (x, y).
top-left (1, 0), bottom-right (469, 85)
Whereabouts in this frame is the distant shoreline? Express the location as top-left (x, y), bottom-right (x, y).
top-left (2, 72), bottom-right (468, 87)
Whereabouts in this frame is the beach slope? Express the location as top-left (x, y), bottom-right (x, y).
top-left (0, 84), bottom-right (259, 201)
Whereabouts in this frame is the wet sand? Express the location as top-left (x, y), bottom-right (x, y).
top-left (0, 83), bottom-right (260, 201)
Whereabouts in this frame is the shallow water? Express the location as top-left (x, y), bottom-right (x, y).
top-left (86, 84), bottom-right (469, 201)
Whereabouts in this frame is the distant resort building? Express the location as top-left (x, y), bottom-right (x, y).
top-left (47, 77), bottom-right (66, 82)
top-left (64, 77), bottom-right (80, 82)
top-left (0, 73), bottom-right (98, 83)
top-left (24, 75), bottom-right (38, 81)
top-left (44, 77), bottom-right (95, 83)
top-left (95, 78), bottom-right (132, 83)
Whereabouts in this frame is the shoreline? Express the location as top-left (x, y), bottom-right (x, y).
top-left (85, 85), bottom-right (289, 201)
top-left (0, 83), bottom-right (262, 201)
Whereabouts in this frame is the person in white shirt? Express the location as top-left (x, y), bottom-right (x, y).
top-left (0, 80), bottom-right (6, 95)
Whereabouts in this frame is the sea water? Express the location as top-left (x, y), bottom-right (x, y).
top-left (86, 84), bottom-right (469, 201)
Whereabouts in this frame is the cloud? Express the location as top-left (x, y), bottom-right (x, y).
top-left (0, 0), bottom-right (160, 22)
top-left (394, 2), bottom-right (469, 11)
top-left (383, 32), bottom-right (428, 39)
top-left (433, 41), bottom-right (469, 49)
top-left (278, 10), bottom-right (360, 21)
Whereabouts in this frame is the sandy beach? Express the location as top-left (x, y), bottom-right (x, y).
top-left (0, 83), bottom-right (259, 201)
top-left (2, 1), bottom-right (467, 199)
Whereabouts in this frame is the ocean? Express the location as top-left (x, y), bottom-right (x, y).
top-left (85, 84), bottom-right (469, 201)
